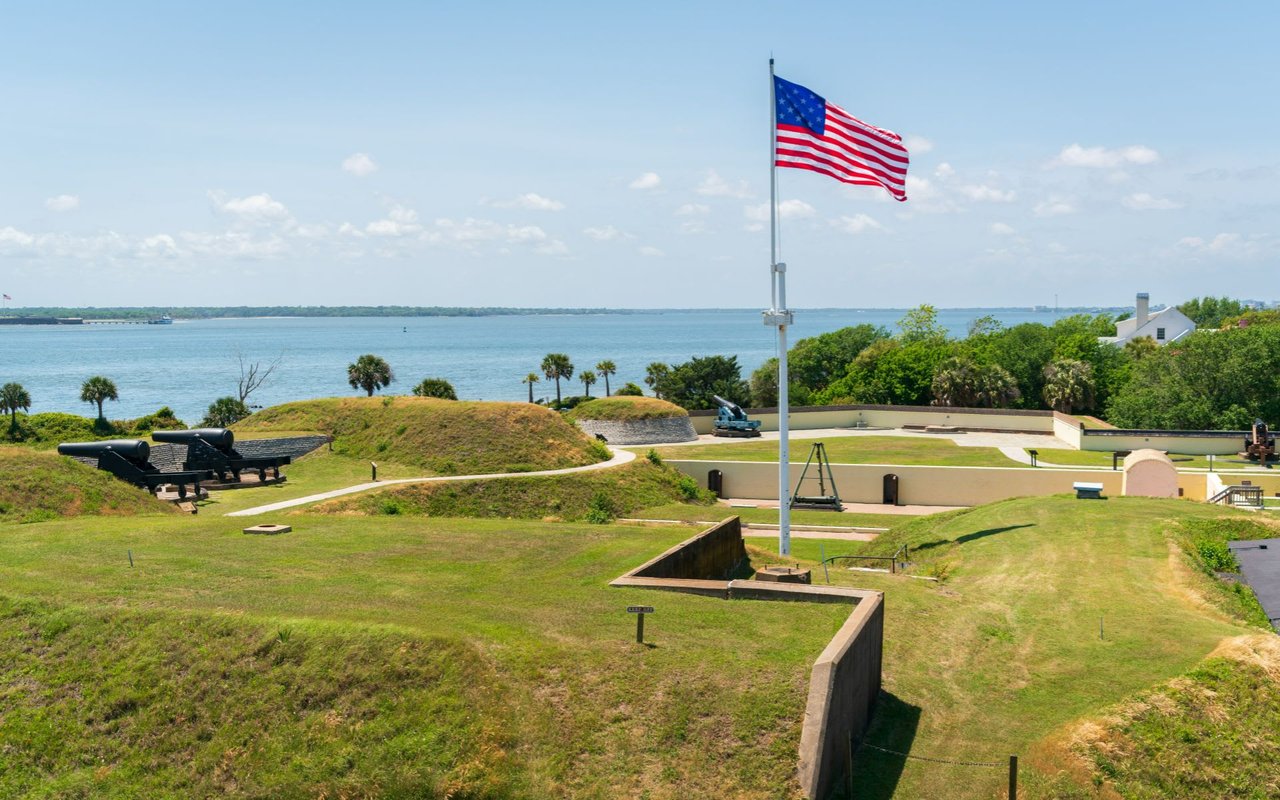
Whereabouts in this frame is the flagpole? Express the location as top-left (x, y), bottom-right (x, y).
top-left (767, 58), bottom-right (793, 557)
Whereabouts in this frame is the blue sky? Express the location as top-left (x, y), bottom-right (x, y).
top-left (1, 1), bottom-right (1276, 309)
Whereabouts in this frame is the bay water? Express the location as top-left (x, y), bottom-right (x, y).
top-left (1, 308), bottom-right (1071, 424)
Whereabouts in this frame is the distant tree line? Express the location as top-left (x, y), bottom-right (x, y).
top-left (4, 306), bottom-right (654, 321)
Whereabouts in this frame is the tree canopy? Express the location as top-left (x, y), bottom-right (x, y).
top-left (347, 355), bottom-right (394, 397)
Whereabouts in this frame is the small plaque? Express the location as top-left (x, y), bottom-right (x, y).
top-left (626, 605), bottom-right (654, 614)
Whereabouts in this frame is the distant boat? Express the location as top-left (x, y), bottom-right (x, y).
top-left (147, 315), bottom-right (173, 325)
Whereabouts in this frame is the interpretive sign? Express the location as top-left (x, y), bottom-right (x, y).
top-left (627, 606), bottom-right (654, 643)
top-left (627, 606), bottom-right (654, 614)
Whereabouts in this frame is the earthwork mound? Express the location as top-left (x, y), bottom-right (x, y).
top-left (567, 396), bottom-right (697, 445)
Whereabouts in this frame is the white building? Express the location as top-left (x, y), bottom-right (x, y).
top-left (1099, 292), bottom-right (1197, 347)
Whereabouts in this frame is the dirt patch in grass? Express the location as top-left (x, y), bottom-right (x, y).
top-left (233, 396), bottom-right (608, 475)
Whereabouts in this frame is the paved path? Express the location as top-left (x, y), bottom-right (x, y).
top-left (640, 426), bottom-right (1075, 451)
top-left (226, 447), bottom-right (637, 517)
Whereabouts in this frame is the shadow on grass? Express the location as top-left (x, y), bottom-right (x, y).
top-left (832, 691), bottom-right (920, 800)
top-left (911, 523), bottom-right (1035, 553)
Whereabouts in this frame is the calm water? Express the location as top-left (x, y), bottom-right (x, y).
top-left (2, 308), bottom-right (1070, 423)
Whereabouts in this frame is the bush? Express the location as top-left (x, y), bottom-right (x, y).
top-left (201, 397), bottom-right (250, 428)
top-left (412, 378), bottom-right (458, 400)
top-left (615, 382), bottom-right (644, 396)
top-left (675, 474), bottom-right (703, 501)
top-left (646, 449), bottom-right (663, 466)
top-left (585, 492), bottom-right (616, 524)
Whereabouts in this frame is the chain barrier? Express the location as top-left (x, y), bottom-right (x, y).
top-left (857, 741), bottom-right (1005, 768)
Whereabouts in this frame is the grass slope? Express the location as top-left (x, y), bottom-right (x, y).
top-left (0, 409), bottom-right (186, 450)
top-left (0, 514), bottom-right (850, 799)
top-left (0, 449), bottom-right (173, 524)
top-left (567, 396), bottom-right (687, 421)
top-left (648, 435), bottom-right (1023, 467)
top-left (733, 497), bottom-right (1265, 798)
top-left (312, 461), bottom-right (713, 521)
top-left (234, 396), bottom-right (608, 475)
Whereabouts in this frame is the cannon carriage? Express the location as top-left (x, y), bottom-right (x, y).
top-left (1241, 419), bottom-right (1278, 463)
top-left (57, 439), bottom-right (211, 499)
top-left (711, 395), bottom-right (762, 438)
top-left (152, 428), bottom-right (290, 483)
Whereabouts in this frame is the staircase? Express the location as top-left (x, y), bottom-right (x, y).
top-left (1208, 485), bottom-right (1264, 509)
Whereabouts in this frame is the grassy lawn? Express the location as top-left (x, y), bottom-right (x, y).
top-left (198, 448), bottom-right (420, 514)
top-left (0, 512), bottom-right (849, 799)
top-left (646, 436), bottom-right (1023, 467)
top-left (729, 497), bottom-right (1265, 798)
top-left (631, 502), bottom-right (915, 530)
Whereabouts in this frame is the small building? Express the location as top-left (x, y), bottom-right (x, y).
top-left (1099, 292), bottom-right (1196, 347)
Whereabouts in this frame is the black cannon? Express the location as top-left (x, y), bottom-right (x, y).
top-left (57, 439), bottom-right (211, 498)
top-left (152, 428), bottom-right (290, 483)
top-left (711, 395), bottom-right (762, 438)
top-left (1241, 419), bottom-right (1278, 463)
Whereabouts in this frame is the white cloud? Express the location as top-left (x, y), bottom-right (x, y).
top-left (960, 184), bottom-right (1017, 202)
top-left (629, 172), bottom-right (661, 190)
top-left (904, 135), bottom-right (934, 154)
top-left (744, 199), bottom-right (815, 222)
top-left (831, 214), bottom-right (882, 235)
top-left (0, 226), bottom-right (37, 250)
top-left (365, 204), bottom-right (422, 237)
top-left (1174, 232), bottom-right (1269, 259)
top-left (675, 203), bottom-right (710, 216)
top-left (45, 194), bottom-right (80, 212)
top-left (990, 222), bottom-right (1016, 236)
top-left (490, 192), bottom-right (565, 211)
top-left (678, 220), bottom-right (707, 235)
top-left (696, 170), bottom-right (752, 198)
top-left (342, 152), bottom-right (379, 177)
top-left (934, 163), bottom-right (954, 180)
top-left (432, 218), bottom-right (547, 245)
top-left (1121, 192), bottom-right (1182, 211)
top-left (1050, 143), bottom-right (1160, 168)
top-left (535, 239), bottom-right (569, 256)
top-left (638, 245), bottom-right (665, 257)
top-left (582, 225), bottom-right (631, 241)
top-left (209, 191), bottom-right (292, 223)
top-left (1034, 196), bottom-right (1076, 217)
top-left (138, 234), bottom-right (180, 259)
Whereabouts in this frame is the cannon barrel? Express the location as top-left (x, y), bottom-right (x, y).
top-left (712, 395), bottom-right (742, 413)
top-left (57, 439), bottom-right (151, 463)
top-left (152, 428), bottom-right (235, 449)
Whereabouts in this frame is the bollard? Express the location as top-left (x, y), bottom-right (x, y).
top-left (371, 462), bottom-right (378, 482)
top-left (1009, 754), bottom-right (1018, 798)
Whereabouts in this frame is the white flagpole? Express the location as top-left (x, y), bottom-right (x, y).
top-left (766, 58), bottom-right (793, 557)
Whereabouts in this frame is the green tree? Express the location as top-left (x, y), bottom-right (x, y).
top-left (644, 362), bottom-right (669, 399)
top-left (202, 396), bottom-right (250, 427)
top-left (1, 382), bottom-right (31, 433)
top-left (580, 370), bottom-right (597, 398)
top-left (970, 323), bottom-right (1055, 409)
top-left (1042, 359), bottom-right (1096, 414)
top-left (595, 360), bottom-right (617, 396)
top-left (655, 355), bottom-right (750, 410)
top-left (1124, 336), bottom-right (1160, 361)
top-left (1178, 296), bottom-right (1245, 329)
top-left (897, 304), bottom-right (947, 343)
top-left (540, 353), bottom-right (574, 404)
top-left (615, 382), bottom-right (644, 396)
top-left (523, 372), bottom-right (540, 403)
top-left (412, 378), bottom-right (457, 400)
top-left (347, 354), bottom-right (394, 397)
top-left (80, 376), bottom-right (119, 422)
top-left (931, 357), bottom-right (1021, 408)
top-left (820, 339), bottom-right (954, 406)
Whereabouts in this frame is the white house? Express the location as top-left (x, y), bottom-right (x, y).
top-left (1099, 293), bottom-right (1197, 347)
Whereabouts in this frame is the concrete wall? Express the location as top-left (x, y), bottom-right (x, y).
top-left (1080, 429), bottom-right (1245, 455)
top-left (573, 416), bottom-right (697, 445)
top-left (1122, 450), bottom-right (1178, 498)
top-left (688, 403), bottom-right (1059, 436)
top-left (1053, 413), bottom-right (1083, 448)
top-left (796, 593), bottom-right (884, 799)
top-left (670, 459), bottom-right (1125, 506)
top-left (629, 516), bottom-right (747, 580)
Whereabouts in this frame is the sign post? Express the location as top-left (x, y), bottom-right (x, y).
top-left (627, 605), bottom-right (654, 644)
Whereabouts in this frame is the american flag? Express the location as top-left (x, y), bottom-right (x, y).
top-left (774, 75), bottom-right (909, 201)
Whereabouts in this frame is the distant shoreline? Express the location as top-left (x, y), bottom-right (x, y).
top-left (1, 305), bottom-right (1128, 322)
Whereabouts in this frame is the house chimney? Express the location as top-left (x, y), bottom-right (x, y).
top-left (1136, 293), bottom-right (1149, 328)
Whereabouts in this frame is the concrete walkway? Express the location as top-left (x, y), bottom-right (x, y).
top-left (226, 447), bottom-right (638, 517)
top-left (641, 426), bottom-right (1075, 451)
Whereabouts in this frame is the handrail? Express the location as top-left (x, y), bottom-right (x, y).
top-left (1209, 485), bottom-right (1264, 507)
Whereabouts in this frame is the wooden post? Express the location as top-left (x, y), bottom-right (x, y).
top-left (1008, 755), bottom-right (1018, 798)
top-left (636, 612), bottom-right (645, 644)
top-left (846, 731), bottom-right (855, 796)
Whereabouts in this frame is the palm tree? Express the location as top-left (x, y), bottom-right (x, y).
top-left (931, 357), bottom-right (1020, 408)
top-left (644, 362), bottom-right (669, 399)
top-left (347, 354), bottom-right (395, 397)
top-left (80, 376), bottom-right (119, 422)
top-left (1, 382), bottom-right (31, 433)
top-left (1042, 359), bottom-right (1096, 413)
top-left (540, 353), bottom-right (574, 404)
top-left (595, 360), bottom-right (617, 396)
top-left (523, 372), bottom-right (540, 403)
top-left (580, 370), bottom-right (597, 398)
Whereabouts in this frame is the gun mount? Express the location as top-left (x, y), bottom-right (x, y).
top-left (152, 428), bottom-right (290, 483)
top-left (711, 395), bottom-right (762, 438)
top-left (57, 439), bottom-right (211, 499)
top-left (1241, 419), bottom-right (1278, 464)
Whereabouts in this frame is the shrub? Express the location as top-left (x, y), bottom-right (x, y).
top-left (412, 378), bottom-right (457, 400)
top-left (587, 439), bottom-right (611, 462)
top-left (675, 474), bottom-right (702, 501)
top-left (201, 397), bottom-right (250, 428)
top-left (646, 449), bottom-right (663, 466)
top-left (615, 382), bottom-right (644, 396)
top-left (585, 492), bottom-right (616, 524)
